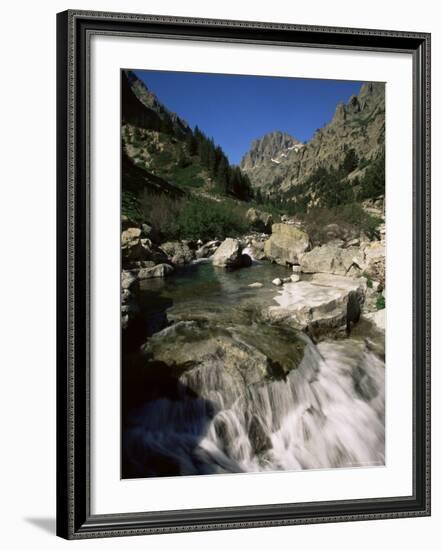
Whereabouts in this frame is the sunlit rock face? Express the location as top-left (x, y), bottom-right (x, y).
top-left (240, 83), bottom-right (385, 199)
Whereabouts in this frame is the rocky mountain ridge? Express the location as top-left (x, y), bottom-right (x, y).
top-left (123, 70), bottom-right (190, 136)
top-left (240, 131), bottom-right (304, 172)
top-left (240, 82), bottom-right (385, 201)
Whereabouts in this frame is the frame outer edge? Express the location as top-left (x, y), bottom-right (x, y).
top-left (68, 8), bottom-right (430, 40)
top-left (424, 32), bottom-right (431, 517)
top-left (56, 9), bottom-right (432, 539)
top-left (56, 10), bottom-right (70, 541)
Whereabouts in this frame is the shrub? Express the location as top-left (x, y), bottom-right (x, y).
top-left (338, 203), bottom-right (381, 236)
top-left (376, 295), bottom-right (385, 310)
top-left (122, 190), bottom-right (142, 221)
top-left (167, 163), bottom-right (205, 188)
top-left (139, 190), bottom-right (182, 237)
top-left (300, 203), bottom-right (381, 244)
top-left (357, 153), bottom-right (385, 201)
top-left (139, 190), bottom-right (248, 241)
top-left (297, 166), bottom-right (355, 209)
top-left (174, 199), bottom-right (248, 240)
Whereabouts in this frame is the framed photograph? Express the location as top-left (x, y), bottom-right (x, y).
top-left (56, 10), bottom-right (431, 539)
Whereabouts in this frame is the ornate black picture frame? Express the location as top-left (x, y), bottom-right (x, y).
top-left (56, 9), bottom-right (431, 540)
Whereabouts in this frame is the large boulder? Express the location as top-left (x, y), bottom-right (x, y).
top-left (250, 239), bottom-right (267, 261)
top-left (121, 228), bottom-right (149, 262)
top-left (121, 270), bottom-right (140, 329)
top-left (121, 228), bottom-right (167, 264)
top-left (141, 320), bottom-right (306, 401)
top-left (267, 273), bottom-right (367, 340)
top-left (362, 241), bottom-right (385, 287)
top-left (137, 263), bottom-right (174, 279)
top-left (300, 243), bottom-right (365, 277)
top-left (212, 238), bottom-right (246, 268)
top-left (242, 238), bottom-right (267, 261)
top-left (121, 227), bottom-right (141, 245)
top-left (142, 322), bottom-right (270, 391)
top-left (363, 309), bottom-right (385, 332)
top-left (195, 240), bottom-right (221, 259)
top-left (300, 244), bottom-right (339, 274)
top-left (131, 320), bottom-right (307, 475)
top-left (121, 269), bottom-right (139, 290)
top-left (160, 241), bottom-right (194, 265)
top-left (246, 208), bottom-right (273, 234)
top-left (322, 223), bottom-right (358, 244)
top-left (264, 223), bottom-right (310, 266)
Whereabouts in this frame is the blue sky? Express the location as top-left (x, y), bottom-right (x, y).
top-left (134, 70), bottom-right (363, 165)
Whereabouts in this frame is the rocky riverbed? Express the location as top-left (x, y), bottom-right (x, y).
top-left (121, 214), bottom-right (386, 478)
top-left (121, 210), bottom-right (386, 335)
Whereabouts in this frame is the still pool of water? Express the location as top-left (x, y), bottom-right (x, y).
top-left (138, 260), bottom-right (291, 327)
top-left (141, 260), bottom-right (289, 304)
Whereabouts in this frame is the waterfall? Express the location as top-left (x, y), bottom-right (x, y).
top-left (123, 333), bottom-right (385, 477)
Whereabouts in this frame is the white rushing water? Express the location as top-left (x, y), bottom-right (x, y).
top-left (124, 334), bottom-right (385, 477)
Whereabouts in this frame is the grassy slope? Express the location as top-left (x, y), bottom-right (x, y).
top-left (122, 124), bottom-right (210, 191)
top-left (121, 128), bottom-right (251, 240)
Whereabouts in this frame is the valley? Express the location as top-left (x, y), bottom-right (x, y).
top-left (120, 69), bottom-right (386, 478)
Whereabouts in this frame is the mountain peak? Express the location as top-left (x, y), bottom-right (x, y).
top-left (240, 131), bottom-right (303, 171)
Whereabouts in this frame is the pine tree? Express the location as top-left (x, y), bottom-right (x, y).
top-left (216, 157), bottom-right (229, 192)
top-left (185, 132), bottom-right (198, 156)
top-left (199, 138), bottom-right (210, 166)
top-left (177, 147), bottom-right (188, 168)
top-left (207, 144), bottom-right (217, 176)
top-left (160, 115), bottom-right (174, 135)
